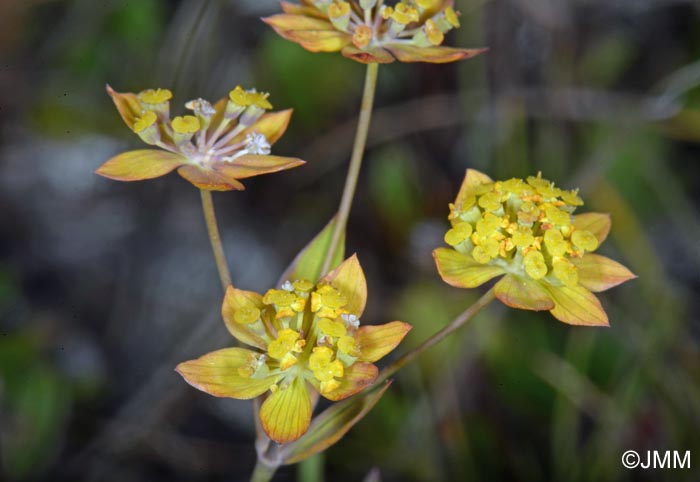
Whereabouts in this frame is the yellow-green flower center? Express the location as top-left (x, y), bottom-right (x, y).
top-left (448, 173), bottom-right (599, 288)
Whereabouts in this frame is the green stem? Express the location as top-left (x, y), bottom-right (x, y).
top-left (376, 288), bottom-right (496, 385)
top-left (200, 189), bottom-right (232, 291)
top-left (250, 458), bottom-right (279, 482)
top-left (320, 62), bottom-right (380, 275)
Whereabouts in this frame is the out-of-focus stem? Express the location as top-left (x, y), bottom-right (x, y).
top-left (250, 458), bottom-right (279, 482)
top-left (200, 189), bottom-right (232, 291)
top-left (376, 288), bottom-right (496, 384)
top-left (320, 62), bottom-right (379, 275)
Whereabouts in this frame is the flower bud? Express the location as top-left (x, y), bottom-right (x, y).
top-left (185, 98), bottom-right (216, 130)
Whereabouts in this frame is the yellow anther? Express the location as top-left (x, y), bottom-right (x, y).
top-left (139, 88), bottom-right (172, 104)
top-left (444, 222), bottom-right (473, 246)
top-left (512, 227), bottom-right (535, 248)
top-left (318, 318), bottom-right (347, 338)
top-left (133, 111), bottom-right (157, 133)
top-left (292, 279), bottom-right (314, 292)
top-left (561, 189), bottom-right (584, 206)
top-left (382, 6), bottom-right (393, 19)
top-left (476, 213), bottom-right (502, 236)
top-left (171, 115), bottom-right (201, 134)
top-left (267, 328), bottom-right (305, 364)
top-left (424, 19), bottom-right (444, 45)
top-left (328, 1), bottom-right (350, 18)
top-left (391, 3), bottom-right (419, 24)
top-left (544, 228), bottom-right (568, 257)
top-left (481, 237), bottom-right (500, 258)
top-left (571, 230), bottom-right (599, 252)
top-left (229, 86), bottom-right (273, 110)
top-left (337, 335), bottom-right (360, 356)
top-left (352, 25), bottom-right (373, 49)
top-left (309, 346), bottom-right (344, 391)
top-left (544, 205), bottom-right (571, 226)
top-left (233, 305), bottom-right (261, 325)
top-left (263, 289), bottom-right (297, 307)
top-left (478, 191), bottom-right (502, 212)
top-left (524, 250), bottom-right (548, 280)
top-left (553, 258), bottom-right (578, 287)
top-left (444, 7), bottom-right (461, 28)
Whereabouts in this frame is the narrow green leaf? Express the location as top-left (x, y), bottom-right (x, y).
top-left (281, 381), bottom-right (392, 464)
top-left (278, 216), bottom-right (346, 285)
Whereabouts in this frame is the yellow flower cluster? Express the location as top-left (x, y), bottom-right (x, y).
top-left (446, 174), bottom-right (598, 288)
top-left (235, 279), bottom-right (364, 395)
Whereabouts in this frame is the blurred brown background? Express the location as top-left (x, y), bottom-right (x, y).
top-left (0, 0), bottom-right (699, 481)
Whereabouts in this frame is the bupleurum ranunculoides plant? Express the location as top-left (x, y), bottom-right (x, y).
top-left (96, 86), bottom-right (304, 191)
top-left (434, 169), bottom-right (636, 326)
top-left (264, 0), bottom-right (487, 63)
top-left (176, 255), bottom-right (411, 443)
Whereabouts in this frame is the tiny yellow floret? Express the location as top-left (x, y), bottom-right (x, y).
top-left (139, 88), bottom-right (172, 104)
top-left (171, 115), bottom-right (201, 134)
top-left (424, 19), bottom-right (444, 45)
top-left (353, 25), bottom-right (373, 49)
top-left (133, 111), bottom-right (157, 133)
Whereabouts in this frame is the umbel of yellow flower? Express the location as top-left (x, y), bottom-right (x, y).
top-left (434, 170), bottom-right (636, 326)
top-left (264, 0), bottom-right (487, 64)
top-left (176, 255), bottom-right (411, 443)
top-left (96, 85), bottom-right (304, 191)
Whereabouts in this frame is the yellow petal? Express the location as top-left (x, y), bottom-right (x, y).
top-left (284, 29), bottom-right (352, 53)
top-left (433, 247), bottom-right (505, 288)
top-left (316, 362), bottom-right (378, 401)
top-left (262, 14), bottom-right (351, 53)
top-left (455, 168), bottom-right (493, 209)
top-left (106, 84), bottom-right (142, 131)
top-left (356, 321), bottom-right (412, 363)
top-left (321, 254), bottom-right (367, 317)
top-left (494, 274), bottom-right (554, 311)
top-left (216, 155), bottom-right (305, 180)
top-left (221, 286), bottom-right (269, 350)
top-left (263, 13), bottom-right (335, 32)
top-left (260, 376), bottom-right (312, 443)
top-left (572, 212), bottom-right (611, 245)
top-left (280, 1), bottom-right (327, 18)
top-left (571, 254), bottom-right (637, 293)
top-left (545, 285), bottom-right (610, 327)
top-left (386, 45), bottom-right (488, 64)
top-left (340, 45), bottom-right (395, 64)
top-left (175, 348), bottom-right (277, 399)
top-left (177, 165), bottom-right (245, 191)
top-left (96, 150), bottom-right (186, 181)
